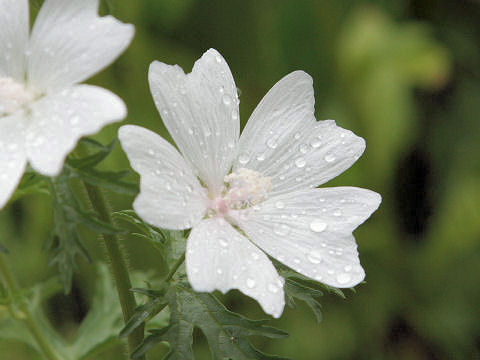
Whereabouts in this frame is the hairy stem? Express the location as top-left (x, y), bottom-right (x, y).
top-left (82, 183), bottom-right (146, 359)
top-left (164, 252), bottom-right (185, 282)
top-left (0, 254), bottom-right (62, 360)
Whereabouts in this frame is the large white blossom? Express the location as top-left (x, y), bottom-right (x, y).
top-left (119, 49), bottom-right (381, 318)
top-left (0, 0), bottom-right (134, 208)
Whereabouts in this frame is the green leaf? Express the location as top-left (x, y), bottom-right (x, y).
top-left (114, 210), bottom-right (186, 269)
top-left (119, 294), bottom-right (168, 339)
top-left (67, 138), bottom-right (116, 169)
top-left (70, 167), bottom-right (139, 195)
top-left (68, 263), bottom-right (125, 360)
top-left (276, 265), bottom-right (345, 323)
top-left (132, 282), bottom-right (288, 360)
top-left (9, 172), bottom-right (49, 203)
top-left (0, 264), bottom-right (128, 360)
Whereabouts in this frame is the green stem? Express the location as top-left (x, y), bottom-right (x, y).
top-left (163, 253), bottom-right (185, 282)
top-left (0, 254), bottom-right (62, 360)
top-left (82, 183), bottom-right (145, 359)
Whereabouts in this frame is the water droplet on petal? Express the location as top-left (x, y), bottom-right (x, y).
top-left (337, 273), bottom-right (351, 285)
top-left (251, 252), bottom-right (260, 260)
top-left (246, 278), bottom-right (256, 288)
top-left (219, 238), bottom-right (228, 247)
top-left (307, 250), bottom-right (322, 264)
top-left (217, 268), bottom-right (223, 275)
top-left (238, 153), bottom-right (250, 165)
top-left (333, 209), bottom-right (342, 217)
top-left (299, 144), bottom-right (309, 154)
top-left (275, 201), bottom-right (285, 209)
top-left (222, 94), bottom-right (232, 106)
top-left (324, 154), bottom-right (335, 162)
top-left (274, 224), bottom-right (290, 236)
top-left (310, 220), bottom-right (327, 233)
top-left (268, 283), bottom-right (279, 293)
top-left (310, 139), bottom-right (322, 148)
top-left (266, 138), bottom-right (278, 149)
top-left (295, 157), bottom-right (306, 168)
top-left (294, 132), bottom-right (301, 140)
top-left (344, 265), bottom-right (352, 272)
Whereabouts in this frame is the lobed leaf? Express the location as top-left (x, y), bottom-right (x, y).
top-left (132, 282), bottom-right (289, 360)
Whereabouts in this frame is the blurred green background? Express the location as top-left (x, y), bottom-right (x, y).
top-left (1, 0), bottom-right (480, 359)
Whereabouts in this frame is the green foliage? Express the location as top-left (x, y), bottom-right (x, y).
top-left (67, 138), bottom-right (139, 196)
top-left (0, 264), bottom-right (124, 359)
top-left (276, 265), bottom-right (345, 324)
top-left (132, 282), bottom-right (289, 360)
top-left (115, 210), bottom-right (186, 269)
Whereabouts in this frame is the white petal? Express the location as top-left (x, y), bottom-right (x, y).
top-left (149, 49), bottom-right (239, 195)
top-left (234, 71), bottom-right (365, 195)
top-left (27, 0), bottom-right (134, 91)
top-left (0, 0), bottom-right (29, 79)
top-left (0, 112), bottom-right (27, 208)
top-left (232, 187), bottom-right (381, 288)
top-left (26, 85), bottom-right (126, 176)
top-left (118, 125), bottom-right (208, 230)
top-left (186, 217), bottom-right (285, 318)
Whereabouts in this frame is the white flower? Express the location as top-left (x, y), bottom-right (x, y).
top-left (119, 49), bottom-right (381, 318)
top-left (0, 0), bottom-right (134, 208)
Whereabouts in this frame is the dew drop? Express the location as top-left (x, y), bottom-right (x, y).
top-left (307, 250), bottom-right (322, 264)
top-left (337, 273), bottom-right (351, 285)
top-left (251, 252), bottom-right (260, 260)
top-left (344, 265), bottom-right (352, 272)
top-left (309, 220), bottom-right (327, 233)
top-left (246, 278), bottom-right (256, 288)
top-left (217, 268), bottom-right (223, 275)
top-left (267, 283), bottom-right (279, 293)
top-left (299, 144), bottom-right (309, 154)
top-left (275, 201), bottom-right (285, 209)
top-left (231, 109), bottom-right (239, 120)
top-left (266, 138), bottom-right (278, 149)
top-left (222, 94), bottom-right (232, 106)
top-left (238, 153), bottom-right (250, 165)
top-left (324, 154), bottom-right (335, 162)
top-left (218, 238), bottom-right (228, 247)
top-left (310, 139), bottom-right (322, 148)
top-left (256, 154), bottom-right (265, 161)
top-left (295, 157), bottom-right (306, 168)
top-left (294, 132), bottom-right (301, 140)
top-left (274, 224), bottom-right (290, 236)
top-left (333, 209), bottom-right (342, 217)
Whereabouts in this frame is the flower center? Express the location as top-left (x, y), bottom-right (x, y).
top-left (209, 168), bottom-right (272, 215)
top-left (0, 77), bottom-right (36, 117)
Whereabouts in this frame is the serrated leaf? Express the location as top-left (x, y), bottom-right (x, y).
top-left (119, 295), bottom-right (168, 339)
top-left (68, 263), bottom-right (125, 360)
top-left (68, 138), bottom-right (116, 169)
top-left (276, 264), bottom-right (346, 323)
top-left (70, 167), bottom-right (139, 195)
top-left (114, 210), bottom-right (186, 269)
top-left (47, 171), bottom-right (93, 293)
top-left (133, 282), bottom-right (288, 360)
top-left (9, 172), bottom-right (49, 203)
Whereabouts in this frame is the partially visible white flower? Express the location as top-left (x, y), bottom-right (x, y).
top-left (119, 49), bottom-right (381, 318)
top-left (0, 0), bottom-right (134, 208)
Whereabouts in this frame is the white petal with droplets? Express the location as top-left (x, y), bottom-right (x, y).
top-left (232, 187), bottom-right (381, 288)
top-left (234, 71), bottom-right (365, 195)
top-left (149, 49), bottom-right (239, 195)
top-left (27, 0), bottom-right (134, 91)
top-left (0, 0), bottom-right (29, 80)
top-left (119, 125), bottom-right (208, 230)
top-left (26, 85), bottom-right (126, 176)
top-left (186, 217), bottom-right (285, 318)
top-left (0, 112), bottom-right (27, 208)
